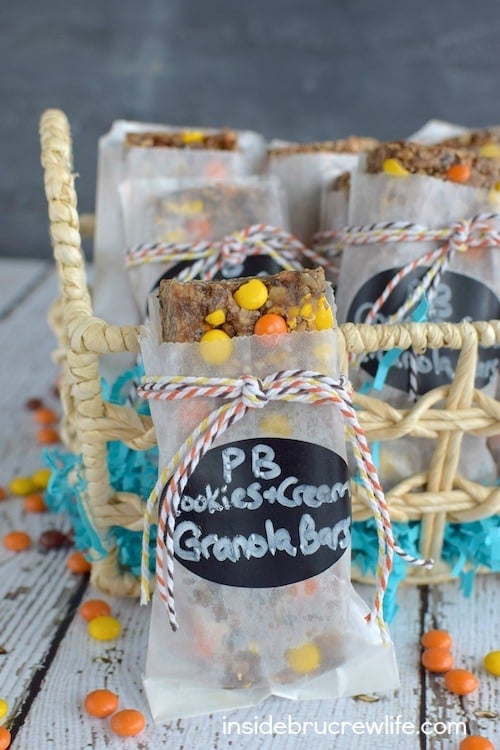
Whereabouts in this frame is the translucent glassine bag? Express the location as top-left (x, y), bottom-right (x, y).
top-left (335, 160), bottom-right (500, 487)
top-left (93, 120), bottom-right (267, 330)
top-left (266, 138), bottom-right (377, 247)
top-left (317, 170), bottom-right (352, 288)
top-left (119, 176), bottom-right (290, 313)
top-left (138, 295), bottom-right (399, 722)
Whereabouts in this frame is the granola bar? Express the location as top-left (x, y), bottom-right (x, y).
top-left (365, 140), bottom-right (500, 189)
top-left (158, 267), bottom-right (333, 343)
top-left (125, 129), bottom-right (238, 150)
top-left (268, 136), bottom-right (378, 158)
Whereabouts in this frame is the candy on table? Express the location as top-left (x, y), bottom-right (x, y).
top-left (8, 476), bottom-right (37, 496)
top-left (80, 599), bottom-right (112, 622)
top-left (444, 669), bottom-right (480, 696)
top-left (31, 468), bottom-right (51, 490)
top-left (483, 650), bottom-right (500, 676)
top-left (83, 689), bottom-right (119, 718)
top-left (421, 647), bottom-right (454, 673)
top-left (24, 397), bottom-right (44, 411)
top-left (88, 615), bottom-right (122, 641)
top-left (33, 407), bottom-right (58, 425)
top-left (3, 531), bottom-right (32, 552)
top-left (23, 493), bottom-right (47, 513)
top-left (66, 551), bottom-right (91, 574)
top-left (421, 629), bottom-right (453, 649)
top-left (36, 426), bottom-right (60, 445)
top-left (0, 727), bottom-right (11, 750)
top-left (0, 699), bottom-right (7, 720)
top-left (458, 736), bottom-right (495, 750)
top-left (109, 709), bottom-right (146, 737)
top-left (38, 529), bottom-right (70, 552)
top-left (0, 487), bottom-right (6, 501)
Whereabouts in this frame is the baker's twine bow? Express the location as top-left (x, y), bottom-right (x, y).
top-left (137, 370), bottom-right (433, 644)
top-left (315, 213), bottom-right (500, 393)
top-left (125, 224), bottom-right (337, 281)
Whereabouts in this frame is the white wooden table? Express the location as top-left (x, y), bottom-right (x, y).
top-left (0, 259), bottom-right (498, 750)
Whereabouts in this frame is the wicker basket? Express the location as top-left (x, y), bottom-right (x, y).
top-left (39, 108), bottom-right (500, 597)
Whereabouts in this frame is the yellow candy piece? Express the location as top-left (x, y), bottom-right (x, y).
top-left (31, 468), bottom-right (51, 490)
top-left (382, 158), bottom-right (410, 177)
top-left (300, 303), bottom-right (313, 318)
top-left (233, 279), bottom-right (268, 310)
top-left (88, 615), bottom-right (122, 641)
top-left (200, 329), bottom-right (233, 366)
top-left (204, 309), bottom-right (226, 327)
top-left (479, 143), bottom-right (500, 159)
top-left (181, 130), bottom-right (205, 144)
top-left (314, 296), bottom-right (334, 330)
top-left (259, 413), bottom-right (292, 437)
top-left (0, 698), bottom-right (8, 720)
top-left (483, 650), bottom-right (500, 676)
top-left (9, 476), bottom-right (37, 496)
top-left (286, 642), bottom-right (321, 674)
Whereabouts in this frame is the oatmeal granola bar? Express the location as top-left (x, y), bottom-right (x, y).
top-left (365, 140), bottom-right (500, 189)
top-left (268, 136), bottom-right (378, 158)
top-left (125, 129), bottom-right (238, 150)
top-left (158, 267), bottom-right (333, 343)
top-left (439, 126), bottom-right (500, 153)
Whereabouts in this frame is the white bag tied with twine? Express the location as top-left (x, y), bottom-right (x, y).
top-left (329, 168), bottom-right (500, 489)
top-left (138, 307), bottom-right (427, 721)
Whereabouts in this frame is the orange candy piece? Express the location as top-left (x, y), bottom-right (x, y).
top-left (421, 629), bottom-right (452, 649)
top-left (66, 551), bottom-right (91, 574)
top-left (110, 709), bottom-right (146, 737)
top-left (23, 493), bottom-right (47, 513)
top-left (459, 736), bottom-right (495, 750)
top-left (0, 727), bottom-right (11, 750)
top-left (0, 487), bottom-right (6, 501)
top-left (444, 668), bottom-right (479, 695)
top-left (36, 427), bottom-right (60, 445)
top-left (254, 313), bottom-right (288, 336)
top-left (445, 163), bottom-right (472, 183)
top-left (33, 407), bottom-right (58, 425)
top-left (80, 599), bottom-right (112, 622)
top-left (3, 530), bottom-right (32, 552)
top-left (421, 647), bottom-right (454, 673)
top-left (84, 689), bottom-right (119, 718)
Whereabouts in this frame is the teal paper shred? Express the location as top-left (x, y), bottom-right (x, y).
top-left (112, 525), bottom-right (158, 577)
top-left (44, 365), bottom-right (158, 566)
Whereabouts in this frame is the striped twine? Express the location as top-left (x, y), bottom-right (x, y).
top-left (314, 214), bottom-right (500, 394)
top-left (125, 224), bottom-right (337, 280)
top-left (137, 371), bottom-right (432, 642)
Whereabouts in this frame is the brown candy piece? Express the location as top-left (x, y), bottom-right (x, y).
top-left (25, 397), bottom-right (44, 411)
top-left (38, 529), bottom-right (70, 552)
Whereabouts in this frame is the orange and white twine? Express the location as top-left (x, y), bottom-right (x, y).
top-left (125, 224), bottom-right (336, 280)
top-left (315, 213), bottom-right (500, 383)
top-left (138, 370), bottom-right (432, 643)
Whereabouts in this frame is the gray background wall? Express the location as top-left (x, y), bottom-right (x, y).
top-left (3, 0), bottom-right (500, 259)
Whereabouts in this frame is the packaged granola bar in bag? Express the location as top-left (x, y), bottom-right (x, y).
top-left (139, 268), bottom-right (399, 721)
top-left (119, 176), bottom-right (290, 313)
top-left (335, 141), bottom-right (500, 487)
top-left (266, 137), bottom-right (378, 247)
top-left (317, 171), bottom-right (352, 287)
top-left (93, 120), bottom-right (267, 330)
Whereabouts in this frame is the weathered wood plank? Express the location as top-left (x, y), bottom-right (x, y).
top-left (424, 577), bottom-right (500, 749)
top-left (13, 582), bottom-right (428, 750)
top-left (0, 259), bottom-right (49, 320)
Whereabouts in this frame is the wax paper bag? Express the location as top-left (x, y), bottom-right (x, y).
top-left (335, 161), bottom-right (500, 487)
top-left (266, 140), bottom-right (367, 247)
top-left (318, 171), bottom-right (351, 287)
top-left (93, 120), bottom-right (267, 330)
top-left (139, 294), bottom-right (398, 722)
top-left (120, 176), bottom-right (289, 313)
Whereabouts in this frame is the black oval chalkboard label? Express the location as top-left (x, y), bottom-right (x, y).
top-left (347, 268), bottom-right (500, 394)
top-left (172, 438), bottom-right (351, 588)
